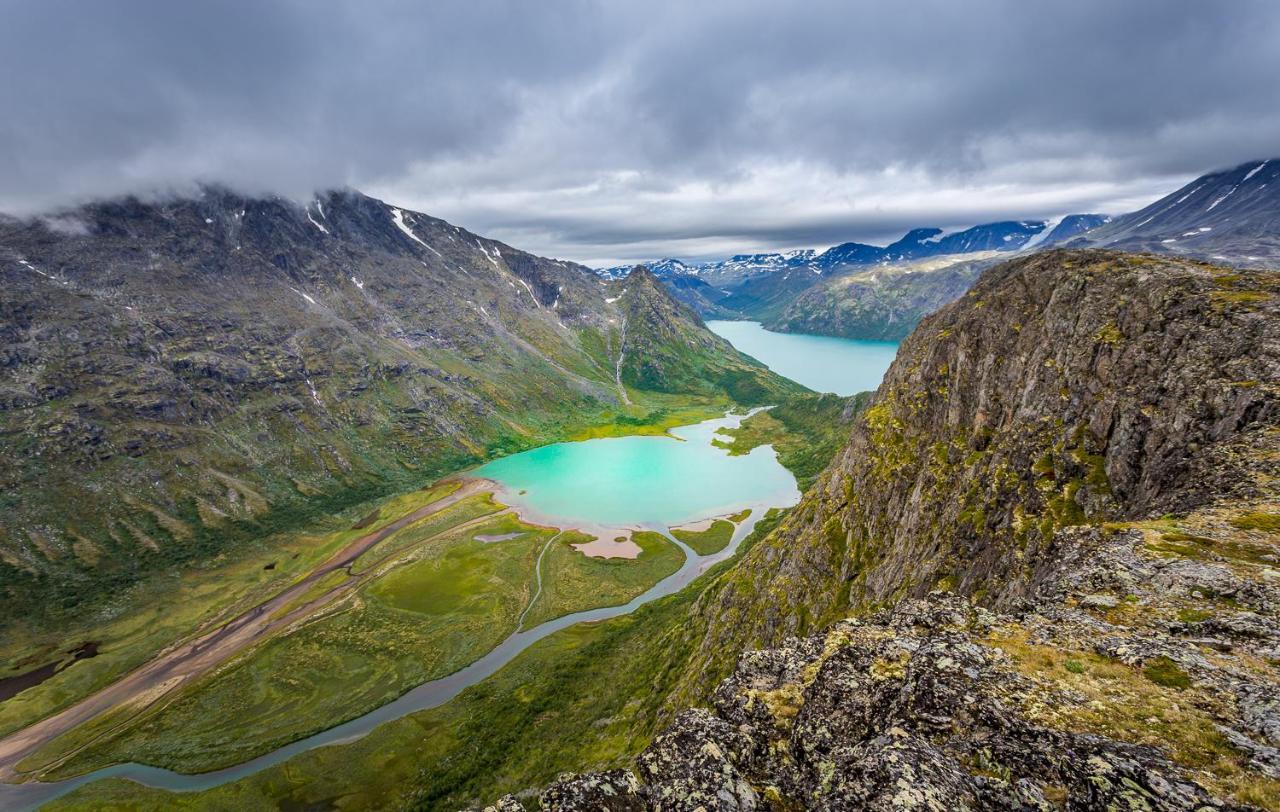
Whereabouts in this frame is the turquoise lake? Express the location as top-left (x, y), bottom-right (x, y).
top-left (475, 412), bottom-right (801, 529)
top-left (707, 320), bottom-right (899, 396)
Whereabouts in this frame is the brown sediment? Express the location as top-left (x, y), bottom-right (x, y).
top-left (571, 534), bottom-right (643, 560)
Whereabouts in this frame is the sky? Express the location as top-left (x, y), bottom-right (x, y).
top-left (3, 1), bottom-right (1279, 267)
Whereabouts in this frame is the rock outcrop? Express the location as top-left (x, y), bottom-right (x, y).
top-left (484, 522), bottom-right (1280, 809)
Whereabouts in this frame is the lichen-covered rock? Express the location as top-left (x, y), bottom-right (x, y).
top-left (539, 770), bottom-right (645, 811)
top-left (482, 796), bottom-right (527, 812)
top-left (636, 710), bottom-right (758, 811)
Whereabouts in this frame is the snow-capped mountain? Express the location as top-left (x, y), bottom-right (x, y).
top-left (1036, 214), bottom-right (1111, 247)
top-left (594, 217), bottom-right (1108, 284)
top-left (1075, 158), bottom-right (1280, 267)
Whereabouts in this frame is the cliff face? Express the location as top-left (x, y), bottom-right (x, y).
top-left (479, 249), bottom-right (1280, 810)
top-left (697, 250), bottom-right (1278, 651)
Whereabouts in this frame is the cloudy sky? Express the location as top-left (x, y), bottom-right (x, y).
top-left (3, 0), bottom-right (1279, 266)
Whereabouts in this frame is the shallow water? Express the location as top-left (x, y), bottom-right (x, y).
top-left (707, 320), bottom-right (899, 396)
top-left (1, 415), bottom-right (799, 810)
top-left (476, 411), bottom-right (800, 531)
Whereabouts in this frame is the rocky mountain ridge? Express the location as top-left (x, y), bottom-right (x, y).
top-left (763, 252), bottom-right (1004, 341)
top-left (475, 249), bottom-right (1280, 810)
top-left (1078, 159), bottom-right (1280, 267)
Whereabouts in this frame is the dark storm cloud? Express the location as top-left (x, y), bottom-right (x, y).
top-left (3, 0), bottom-right (1279, 263)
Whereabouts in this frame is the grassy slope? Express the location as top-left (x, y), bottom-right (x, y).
top-left (714, 392), bottom-right (867, 490)
top-left (46, 510), bottom-right (791, 812)
top-left (520, 531), bottom-right (685, 629)
top-left (25, 508), bottom-right (555, 776)
top-left (670, 520), bottom-right (735, 555)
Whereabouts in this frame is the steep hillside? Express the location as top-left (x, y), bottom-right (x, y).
top-left (660, 274), bottom-right (738, 319)
top-left (610, 267), bottom-right (800, 402)
top-left (764, 252), bottom-right (1003, 341)
top-left (1079, 159), bottom-right (1280, 267)
top-left (482, 249), bottom-right (1280, 810)
top-left (0, 192), bottom-right (786, 627)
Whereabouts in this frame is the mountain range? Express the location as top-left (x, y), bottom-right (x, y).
top-left (1, 164), bottom-right (1278, 810)
top-left (602, 158), bottom-right (1278, 343)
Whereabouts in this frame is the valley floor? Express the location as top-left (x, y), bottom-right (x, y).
top-left (0, 395), bottom-right (832, 811)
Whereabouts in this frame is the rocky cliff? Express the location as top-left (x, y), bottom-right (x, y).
top-left (475, 249), bottom-right (1280, 809)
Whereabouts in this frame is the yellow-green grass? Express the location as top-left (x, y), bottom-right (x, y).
top-left (519, 531), bottom-right (685, 629)
top-left (41, 509), bottom-right (791, 812)
top-left (27, 514), bottom-right (557, 778)
top-left (727, 508), bottom-right (752, 523)
top-left (268, 569), bottom-right (351, 621)
top-left (671, 519), bottom-right (735, 555)
top-left (992, 629), bottom-right (1280, 808)
top-left (347, 492), bottom-right (506, 574)
top-left (0, 481), bottom-right (464, 742)
top-left (712, 393), bottom-right (861, 489)
top-left (562, 393), bottom-right (730, 442)
top-left (44, 579), bottom-right (701, 812)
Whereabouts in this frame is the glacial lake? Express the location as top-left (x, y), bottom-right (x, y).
top-left (707, 320), bottom-right (899, 396)
top-left (475, 411), bottom-right (800, 530)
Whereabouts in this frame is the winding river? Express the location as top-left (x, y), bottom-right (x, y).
top-left (3, 325), bottom-right (899, 810)
top-left (1, 414), bottom-right (798, 810)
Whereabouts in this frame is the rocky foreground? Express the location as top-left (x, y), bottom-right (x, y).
top-left (481, 518), bottom-right (1280, 810)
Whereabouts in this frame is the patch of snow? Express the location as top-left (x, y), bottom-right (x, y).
top-left (1207, 185), bottom-right (1239, 211)
top-left (475, 240), bottom-right (502, 269)
top-left (1243, 160), bottom-right (1270, 183)
top-left (516, 277), bottom-right (540, 306)
top-left (19, 259), bottom-right (51, 278)
top-left (1002, 234), bottom-right (1014, 242)
top-left (305, 378), bottom-right (323, 406)
top-left (1161, 238), bottom-right (1178, 244)
top-left (1174, 184), bottom-right (1203, 205)
top-left (390, 207), bottom-right (443, 257)
top-left (351, 276), bottom-right (364, 290)
top-left (605, 296), bottom-right (621, 304)
top-left (205, 218), bottom-right (213, 224)
top-left (306, 210), bottom-right (330, 234)
top-left (290, 287), bottom-right (316, 305)
top-left (1019, 218), bottom-right (1059, 251)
